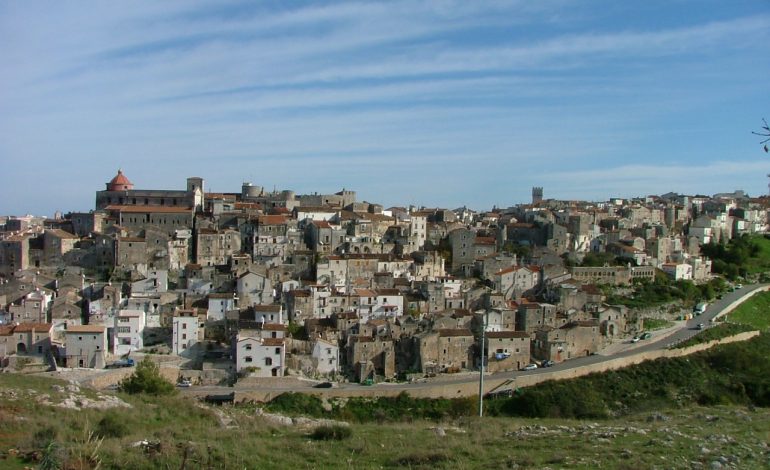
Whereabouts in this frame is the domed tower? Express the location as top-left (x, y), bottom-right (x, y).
top-left (106, 169), bottom-right (133, 191)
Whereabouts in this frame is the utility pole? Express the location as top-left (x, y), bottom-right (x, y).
top-left (478, 310), bottom-right (488, 417)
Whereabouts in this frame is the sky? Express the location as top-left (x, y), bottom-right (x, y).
top-left (2, 0), bottom-right (770, 217)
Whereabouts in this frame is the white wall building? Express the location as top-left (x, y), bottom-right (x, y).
top-left (311, 337), bottom-right (339, 376)
top-left (172, 313), bottom-right (200, 356)
top-left (236, 335), bottom-right (285, 377)
top-left (113, 309), bottom-right (145, 356)
top-left (661, 263), bottom-right (693, 281)
top-left (208, 293), bottom-right (237, 321)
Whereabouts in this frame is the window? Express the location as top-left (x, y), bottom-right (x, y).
top-left (275, 347), bottom-right (280, 355)
top-left (265, 357), bottom-right (273, 366)
top-left (182, 324), bottom-right (187, 329)
top-left (245, 344), bottom-right (252, 350)
top-left (245, 356), bottom-right (252, 363)
top-left (182, 334), bottom-right (187, 340)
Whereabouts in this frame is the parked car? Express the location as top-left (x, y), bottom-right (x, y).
top-left (105, 358), bottom-right (135, 369)
top-left (176, 379), bottom-right (192, 388)
top-left (631, 336), bottom-right (640, 343)
top-left (640, 332), bottom-right (652, 340)
top-left (313, 382), bottom-right (334, 388)
top-left (521, 363), bottom-right (538, 371)
top-left (541, 360), bottom-right (555, 368)
top-left (735, 284), bottom-right (743, 289)
top-left (484, 389), bottom-right (514, 400)
top-left (696, 323), bottom-right (705, 330)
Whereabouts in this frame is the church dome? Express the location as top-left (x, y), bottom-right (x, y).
top-left (107, 169), bottom-right (134, 191)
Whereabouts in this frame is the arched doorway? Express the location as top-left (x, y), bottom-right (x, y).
top-left (17, 343), bottom-right (27, 354)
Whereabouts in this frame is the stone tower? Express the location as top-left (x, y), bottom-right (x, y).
top-left (532, 187), bottom-right (543, 205)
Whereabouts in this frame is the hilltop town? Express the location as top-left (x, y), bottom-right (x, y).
top-left (0, 171), bottom-right (766, 385)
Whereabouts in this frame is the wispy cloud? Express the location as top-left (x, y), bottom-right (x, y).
top-left (1, 2), bottom-right (768, 215)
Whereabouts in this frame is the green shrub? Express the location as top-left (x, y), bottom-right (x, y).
top-left (118, 357), bottom-right (176, 396)
top-left (265, 393), bottom-right (325, 416)
top-left (392, 452), bottom-right (450, 467)
top-left (95, 412), bottom-right (129, 438)
top-left (310, 425), bottom-right (351, 440)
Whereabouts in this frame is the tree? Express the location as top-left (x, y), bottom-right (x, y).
top-left (753, 118), bottom-right (770, 152)
top-left (118, 357), bottom-right (176, 396)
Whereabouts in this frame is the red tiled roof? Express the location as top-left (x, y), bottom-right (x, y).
top-left (109, 170), bottom-right (132, 186)
top-left (66, 325), bottom-right (106, 333)
top-left (11, 323), bottom-right (52, 333)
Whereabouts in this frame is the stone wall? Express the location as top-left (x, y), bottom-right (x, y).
top-left (233, 330), bottom-right (760, 403)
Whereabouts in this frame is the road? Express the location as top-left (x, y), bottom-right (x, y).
top-left (182, 284), bottom-right (767, 398)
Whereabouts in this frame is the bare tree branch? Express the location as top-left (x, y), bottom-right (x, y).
top-left (752, 118), bottom-right (770, 151)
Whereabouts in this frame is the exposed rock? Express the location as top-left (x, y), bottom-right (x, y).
top-left (647, 412), bottom-right (670, 422)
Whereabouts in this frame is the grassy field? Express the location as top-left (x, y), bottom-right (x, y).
top-left (643, 318), bottom-right (675, 330)
top-left (1, 372), bottom-right (769, 469)
top-left (726, 290), bottom-right (770, 331)
top-left (747, 236), bottom-right (770, 274)
top-left (673, 322), bottom-right (756, 349)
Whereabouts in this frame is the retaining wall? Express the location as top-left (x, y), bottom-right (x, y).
top-left (233, 330), bottom-right (760, 403)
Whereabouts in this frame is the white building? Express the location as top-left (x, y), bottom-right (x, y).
top-left (236, 271), bottom-right (272, 306)
top-left (661, 263), bottom-right (693, 281)
top-left (252, 305), bottom-right (284, 325)
top-left (207, 293), bottom-right (237, 321)
top-left (172, 311), bottom-right (201, 356)
top-left (311, 337), bottom-right (339, 376)
top-left (113, 309), bottom-right (145, 356)
top-left (236, 335), bottom-right (285, 377)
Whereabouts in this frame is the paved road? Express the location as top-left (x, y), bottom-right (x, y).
top-left (182, 284), bottom-right (767, 397)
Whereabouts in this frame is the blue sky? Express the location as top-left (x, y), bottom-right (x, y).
top-left (2, 1), bottom-right (769, 217)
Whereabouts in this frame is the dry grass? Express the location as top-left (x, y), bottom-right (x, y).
top-left (1, 373), bottom-right (770, 469)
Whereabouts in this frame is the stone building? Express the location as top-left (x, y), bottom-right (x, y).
top-left (485, 330), bottom-right (531, 372)
top-left (96, 170), bottom-right (204, 212)
top-left (196, 228), bottom-right (241, 267)
top-left (415, 328), bottom-right (474, 374)
top-left (64, 325), bottom-right (107, 368)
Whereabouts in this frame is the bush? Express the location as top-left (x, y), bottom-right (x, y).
top-left (310, 425), bottom-right (351, 441)
top-left (95, 413), bottom-right (129, 438)
top-left (118, 357), bottom-right (176, 396)
top-left (265, 393), bottom-right (326, 416)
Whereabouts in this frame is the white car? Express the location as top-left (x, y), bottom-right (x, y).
top-left (176, 379), bottom-right (192, 388)
top-left (521, 363), bottom-right (538, 371)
